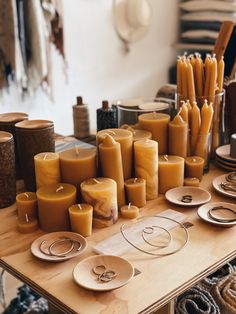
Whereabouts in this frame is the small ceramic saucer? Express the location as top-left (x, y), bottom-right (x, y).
top-left (216, 145), bottom-right (236, 163)
top-left (73, 255), bottom-right (134, 291)
top-left (165, 186), bottom-right (211, 207)
top-left (31, 231), bottom-right (87, 262)
top-left (197, 202), bottom-right (236, 227)
top-left (213, 174), bottom-right (236, 198)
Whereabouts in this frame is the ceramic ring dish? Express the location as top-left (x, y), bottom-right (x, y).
top-left (212, 173), bottom-right (236, 198)
top-left (73, 255), bottom-right (134, 291)
top-left (165, 187), bottom-right (211, 207)
top-left (31, 231), bottom-right (87, 262)
top-left (197, 202), bottom-right (236, 227)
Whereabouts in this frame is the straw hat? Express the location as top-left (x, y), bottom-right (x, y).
top-left (114, 0), bottom-right (152, 43)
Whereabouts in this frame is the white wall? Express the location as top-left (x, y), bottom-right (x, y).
top-left (0, 0), bottom-right (178, 135)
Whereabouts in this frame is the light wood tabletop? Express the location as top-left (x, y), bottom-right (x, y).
top-left (0, 165), bottom-right (236, 314)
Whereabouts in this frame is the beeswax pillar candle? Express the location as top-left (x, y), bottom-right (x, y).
top-left (99, 135), bottom-right (125, 207)
top-left (81, 178), bottom-right (118, 228)
top-left (18, 214), bottom-right (39, 233)
top-left (69, 203), bottom-right (93, 237)
top-left (34, 152), bottom-right (61, 189)
top-left (97, 129), bottom-right (133, 179)
top-left (16, 192), bottom-right (38, 219)
top-left (159, 155), bottom-right (184, 194)
top-left (127, 128), bottom-right (152, 142)
top-left (120, 203), bottom-right (139, 219)
top-left (168, 115), bottom-right (188, 158)
top-left (191, 103), bottom-right (201, 154)
top-left (37, 183), bottom-right (77, 232)
top-left (59, 147), bottom-right (97, 186)
top-left (185, 156), bottom-right (204, 181)
top-left (0, 132), bottom-right (15, 208)
top-left (15, 120), bottom-right (55, 191)
top-left (134, 139), bottom-right (158, 200)
top-left (0, 112), bottom-right (28, 179)
top-left (138, 113), bottom-right (170, 154)
top-left (184, 177), bottom-right (200, 187)
top-left (124, 178), bottom-right (146, 207)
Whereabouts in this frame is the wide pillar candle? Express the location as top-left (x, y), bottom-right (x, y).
top-left (81, 178), bottom-right (118, 228)
top-left (69, 203), bottom-right (93, 237)
top-left (185, 156), bottom-right (204, 181)
top-left (124, 178), bottom-right (146, 207)
top-left (99, 135), bottom-right (125, 207)
top-left (16, 192), bottom-right (38, 219)
top-left (34, 152), bottom-right (61, 189)
top-left (59, 147), bottom-right (97, 187)
top-left (138, 113), bottom-right (170, 154)
top-left (0, 131), bottom-right (15, 208)
top-left (158, 155), bottom-right (184, 194)
top-left (134, 139), bottom-right (158, 200)
top-left (37, 183), bottom-right (77, 232)
top-left (96, 129), bottom-right (133, 179)
top-left (168, 114), bottom-right (188, 158)
top-left (125, 128), bottom-right (152, 142)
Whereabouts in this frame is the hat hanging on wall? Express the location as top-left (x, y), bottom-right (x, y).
top-left (113, 0), bottom-right (152, 49)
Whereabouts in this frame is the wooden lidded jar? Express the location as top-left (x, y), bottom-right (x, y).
top-left (0, 112), bottom-right (28, 179)
top-left (0, 131), bottom-right (16, 208)
top-left (15, 120), bottom-right (55, 191)
top-left (73, 96), bottom-right (90, 139)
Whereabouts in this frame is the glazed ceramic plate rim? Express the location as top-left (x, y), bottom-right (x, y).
top-left (165, 186), bottom-right (211, 207)
top-left (73, 255), bottom-right (134, 291)
top-left (216, 156), bottom-right (236, 167)
top-left (212, 174), bottom-right (236, 198)
top-left (216, 160), bottom-right (236, 172)
top-left (197, 202), bottom-right (236, 227)
top-left (216, 145), bottom-right (236, 163)
top-left (31, 231), bottom-right (87, 262)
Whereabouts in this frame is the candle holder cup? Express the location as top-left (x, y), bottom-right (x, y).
top-left (113, 97), bottom-right (174, 127)
top-left (176, 90), bottom-right (226, 157)
top-left (194, 132), bottom-right (211, 173)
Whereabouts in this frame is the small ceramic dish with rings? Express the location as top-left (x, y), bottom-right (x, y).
top-left (213, 173), bottom-right (236, 198)
top-left (73, 255), bottom-right (134, 291)
top-left (197, 202), bottom-right (236, 227)
top-left (165, 186), bottom-right (211, 207)
top-left (31, 231), bottom-right (87, 262)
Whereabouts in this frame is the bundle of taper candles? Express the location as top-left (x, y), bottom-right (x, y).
top-left (177, 53), bottom-right (225, 155)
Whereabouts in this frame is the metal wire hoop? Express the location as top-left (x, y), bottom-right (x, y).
top-left (208, 206), bottom-right (236, 223)
top-left (142, 225), bottom-right (172, 248)
top-left (120, 215), bottom-right (189, 257)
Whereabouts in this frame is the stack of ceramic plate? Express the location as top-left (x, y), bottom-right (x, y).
top-left (215, 145), bottom-right (236, 171)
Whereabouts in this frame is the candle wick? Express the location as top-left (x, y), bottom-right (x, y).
top-left (25, 214), bottom-right (29, 223)
top-left (134, 178), bottom-right (138, 183)
top-left (75, 145), bottom-right (79, 156)
top-left (56, 185), bottom-right (64, 192)
top-left (24, 193), bottom-right (29, 198)
top-left (164, 155), bottom-right (169, 162)
top-left (43, 153), bottom-right (48, 160)
top-left (78, 204), bottom-right (82, 210)
top-left (93, 178), bottom-right (100, 184)
top-left (128, 203), bottom-right (131, 210)
top-left (193, 158), bottom-right (197, 162)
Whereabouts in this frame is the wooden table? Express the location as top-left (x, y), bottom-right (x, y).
top-left (0, 165), bottom-right (236, 314)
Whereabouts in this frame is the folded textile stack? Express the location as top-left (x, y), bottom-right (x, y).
top-left (175, 261), bottom-right (236, 314)
top-left (178, 0), bottom-right (236, 51)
